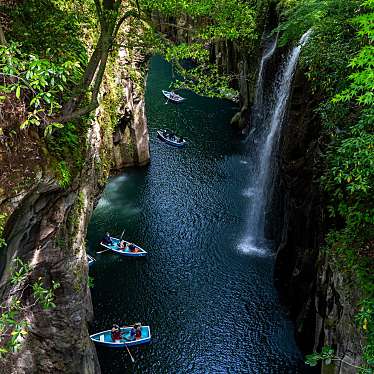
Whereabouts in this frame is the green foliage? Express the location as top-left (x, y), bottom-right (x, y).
top-left (0, 213), bottom-right (7, 248)
top-left (46, 120), bottom-right (87, 184)
top-left (142, 0), bottom-right (262, 98)
top-left (1, 0), bottom-right (93, 73)
top-left (68, 191), bottom-right (85, 235)
top-left (305, 346), bottom-right (334, 367)
top-left (32, 278), bottom-right (60, 309)
top-left (0, 0), bottom-right (96, 187)
top-left (279, 0), bottom-right (373, 370)
top-left (305, 345), bottom-right (372, 372)
top-left (10, 258), bottom-right (30, 286)
top-left (0, 258), bottom-right (60, 355)
top-left (88, 275), bottom-right (94, 289)
top-left (55, 161), bottom-right (72, 188)
top-left (333, 1), bottom-right (374, 107)
top-left (0, 42), bottom-right (83, 130)
top-left (357, 299), bottom-right (374, 369)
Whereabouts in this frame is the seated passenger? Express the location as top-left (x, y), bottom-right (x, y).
top-left (128, 243), bottom-right (136, 252)
top-left (118, 240), bottom-right (126, 250)
top-left (135, 323), bottom-right (142, 339)
top-left (101, 232), bottom-right (113, 245)
top-left (111, 324), bottom-right (122, 342)
top-left (130, 326), bottom-right (136, 340)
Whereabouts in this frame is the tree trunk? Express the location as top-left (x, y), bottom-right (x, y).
top-left (0, 23), bottom-right (7, 45)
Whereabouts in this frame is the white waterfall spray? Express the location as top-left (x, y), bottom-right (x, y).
top-left (239, 30), bottom-right (312, 255)
top-left (251, 35), bottom-right (278, 127)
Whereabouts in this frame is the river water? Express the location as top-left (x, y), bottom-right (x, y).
top-left (87, 57), bottom-right (312, 373)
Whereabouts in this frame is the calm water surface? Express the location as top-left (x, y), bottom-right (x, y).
top-left (87, 57), bottom-right (312, 373)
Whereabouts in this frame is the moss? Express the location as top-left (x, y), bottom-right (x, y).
top-left (73, 265), bottom-right (85, 293)
top-left (67, 191), bottom-right (85, 239)
top-left (95, 50), bottom-right (132, 181)
top-left (0, 213), bottom-right (8, 248)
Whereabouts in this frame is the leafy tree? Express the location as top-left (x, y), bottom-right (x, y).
top-left (1, 0), bottom-right (263, 134)
top-left (277, 0), bottom-right (373, 370)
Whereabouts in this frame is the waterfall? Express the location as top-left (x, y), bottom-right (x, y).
top-left (251, 35), bottom-right (278, 129)
top-left (239, 30), bottom-right (312, 255)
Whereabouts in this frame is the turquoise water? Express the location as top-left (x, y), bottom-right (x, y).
top-left (87, 57), bottom-right (313, 373)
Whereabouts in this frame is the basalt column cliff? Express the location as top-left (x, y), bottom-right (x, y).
top-left (0, 2), bottom-right (149, 372)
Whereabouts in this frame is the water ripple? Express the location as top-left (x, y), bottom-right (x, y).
top-left (87, 57), bottom-right (314, 374)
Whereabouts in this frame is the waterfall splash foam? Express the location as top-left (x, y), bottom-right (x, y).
top-left (239, 30), bottom-right (312, 255)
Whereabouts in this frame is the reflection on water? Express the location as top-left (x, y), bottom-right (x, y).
top-left (87, 57), bottom-right (313, 373)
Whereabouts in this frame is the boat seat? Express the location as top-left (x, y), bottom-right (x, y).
top-left (100, 335), bottom-right (105, 342)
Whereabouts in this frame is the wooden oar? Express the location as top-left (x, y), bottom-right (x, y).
top-left (96, 244), bottom-right (110, 254)
top-left (125, 344), bottom-right (135, 363)
top-left (119, 228), bottom-right (126, 241)
top-left (96, 249), bottom-right (109, 254)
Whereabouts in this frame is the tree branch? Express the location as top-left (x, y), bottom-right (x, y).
top-left (62, 34), bottom-right (103, 116)
top-left (94, 0), bottom-right (105, 30)
top-left (49, 100), bottom-right (99, 125)
top-left (113, 10), bottom-right (139, 38)
top-left (332, 358), bottom-right (364, 370)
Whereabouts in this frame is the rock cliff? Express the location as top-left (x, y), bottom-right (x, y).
top-left (0, 43), bottom-right (149, 374)
top-left (274, 67), bottom-right (366, 373)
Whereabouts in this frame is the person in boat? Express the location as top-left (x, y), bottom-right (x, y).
top-left (130, 325), bottom-right (136, 340)
top-left (101, 232), bottom-right (113, 245)
top-left (178, 137), bottom-right (184, 143)
top-left (118, 240), bottom-right (127, 250)
top-left (128, 243), bottom-right (137, 252)
top-left (111, 324), bottom-right (122, 342)
top-left (134, 323), bottom-right (142, 339)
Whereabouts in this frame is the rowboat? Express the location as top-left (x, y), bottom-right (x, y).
top-left (100, 237), bottom-right (147, 257)
top-left (162, 90), bottom-right (185, 103)
top-left (157, 129), bottom-right (186, 147)
top-left (87, 254), bottom-right (96, 267)
top-left (90, 326), bottom-right (151, 348)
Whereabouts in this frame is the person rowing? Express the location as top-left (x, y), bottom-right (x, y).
top-left (111, 324), bottom-right (122, 342)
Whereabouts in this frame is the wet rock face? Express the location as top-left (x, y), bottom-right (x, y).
top-left (111, 48), bottom-right (150, 169)
top-left (315, 256), bottom-right (365, 374)
top-left (274, 69), bottom-right (365, 373)
top-left (0, 123), bottom-right (103, 373)
top-left (273, 69), bottom-right (324, 353)
top-left (275, 71), bottom-right (324, 352)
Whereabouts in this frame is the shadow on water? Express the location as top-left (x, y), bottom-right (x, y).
top-left (87, 56), bottom-right (314, 373)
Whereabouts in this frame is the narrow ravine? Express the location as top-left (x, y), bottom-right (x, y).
top-left (87, 57), bottom-right (313, 373)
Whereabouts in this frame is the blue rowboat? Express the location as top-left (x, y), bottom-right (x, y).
top-left (100, 237), bottom-right (147, 257)
top-left (162, 90), bottom-right (185, 103)
top-left (157, 129), bottom-right (186, 147)
top-left (87, 254), bottom-right (96, 267)
top-left (90, 326), bottom-right (151, 348)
